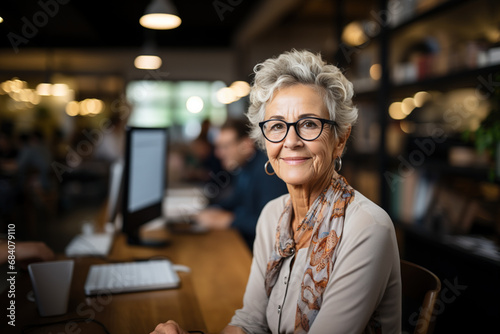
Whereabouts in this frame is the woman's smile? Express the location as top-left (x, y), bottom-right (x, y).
top-left (280, 156), bottom-right (310, 165)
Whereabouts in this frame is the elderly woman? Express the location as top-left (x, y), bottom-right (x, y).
top-left (152, 49), bottom-right (401, 334)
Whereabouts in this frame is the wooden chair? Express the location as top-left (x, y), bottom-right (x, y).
top-left (401, 260), bottom-right (441, 334)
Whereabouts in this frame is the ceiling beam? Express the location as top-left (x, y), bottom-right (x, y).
top-left (233, 0), bottom-right (305, 47)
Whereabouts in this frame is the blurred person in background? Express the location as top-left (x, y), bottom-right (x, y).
top-left (183, 118), bottom-right (224, 188)
top-left (195, 118), bottom-right (287, 249)
top-left (16, 130), bottom-right (52, 193)
top-left (14, 130), bottom-right (56, 237)
top-left (93, 112), bottom-right (128, 163)
top-left (0, 123), bottom-right (18, 232)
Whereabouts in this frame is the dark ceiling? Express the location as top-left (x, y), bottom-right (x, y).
top-left (0, 0), bottom-right (262, 50)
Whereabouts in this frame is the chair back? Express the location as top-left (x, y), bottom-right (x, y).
top-left (401, 259), bottom-right (441, 334)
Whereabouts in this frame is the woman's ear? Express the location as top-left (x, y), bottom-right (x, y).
top-left (335, 126), bottom-right (351, 157)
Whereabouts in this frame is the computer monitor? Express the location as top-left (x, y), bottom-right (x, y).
top-left (121, 126), bottom-right (169, 246)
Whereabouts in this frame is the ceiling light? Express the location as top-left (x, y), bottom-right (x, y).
top-left (216, 87), bottom-right (237, 104)
top-left (140, 0), bottom-right (181, 30)
top-left (36, 83), bottom-right (52, 96)
top-left (135, 36), bottom-right (162, 70)
top-left (51, 83), bottom-right (69, 97)
top-left (230, 81), bottom-right (251, 97)
top-left (35, 82), bottom-right (72, 97)
top-left (186, 96), bottom-right (204, 113)
top-left (134, 55), bottom-right (162, 70)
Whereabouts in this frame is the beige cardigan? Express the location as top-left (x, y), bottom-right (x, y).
top-left (230, 191), bottom-right (402, 334)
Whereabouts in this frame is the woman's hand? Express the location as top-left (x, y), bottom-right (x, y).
top-left (150, 320), bottom-right (189, 334)
top-left (1, 241), bottom-right (55, 268)
top-left (195, 208), bottom-right (234, 230)
top-left (150, 321), bottom-right (246, 334)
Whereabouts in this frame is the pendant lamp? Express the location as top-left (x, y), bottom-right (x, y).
top-left (140, 0), bottom-right (181, 30)
top-left (134, 37), bottom-right (162, 70)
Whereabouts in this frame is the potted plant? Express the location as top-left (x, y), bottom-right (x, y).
top-left (465, 72), bottom-right (500, 181)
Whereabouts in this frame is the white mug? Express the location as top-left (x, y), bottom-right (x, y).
top-left (28, 260), bottom-right (74, 317)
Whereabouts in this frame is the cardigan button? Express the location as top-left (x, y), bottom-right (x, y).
top-left (278, 305), bottom-right (282, 314)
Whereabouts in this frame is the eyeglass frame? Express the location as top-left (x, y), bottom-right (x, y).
top-left (258, 116), bottom-right (337, 143)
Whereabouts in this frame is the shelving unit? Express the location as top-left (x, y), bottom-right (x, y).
top-left (343, 0), bottom-right (500, 331)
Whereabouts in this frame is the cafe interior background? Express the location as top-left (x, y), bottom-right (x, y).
top-left (0, 0), bottom-right (499, 331)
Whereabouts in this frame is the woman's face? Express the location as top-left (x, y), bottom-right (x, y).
top-left (264, 84), bottom-right (346, 188)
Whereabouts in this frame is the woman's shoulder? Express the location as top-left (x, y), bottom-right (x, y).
top-left (346, 190), bottom-right (394, 231)
top-left (340, 191), bottom-right (399, 264)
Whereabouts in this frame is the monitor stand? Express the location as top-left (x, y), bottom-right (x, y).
top-left (126, 234), bottom-right (170, 247)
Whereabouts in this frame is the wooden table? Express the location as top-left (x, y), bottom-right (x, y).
top-left (1, 228), bottom-right (252, 334)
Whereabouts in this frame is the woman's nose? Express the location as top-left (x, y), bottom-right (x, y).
top-left (283, 125), bottom-right (303, 149)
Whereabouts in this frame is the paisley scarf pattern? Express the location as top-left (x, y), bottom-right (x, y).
top-left (264, 175), bottom-right (355, 333)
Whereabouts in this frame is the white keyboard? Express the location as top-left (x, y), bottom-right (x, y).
top-left (84, 259), bottom-right (180, 295)
top-left (65, 233), bottom-right (114, 257)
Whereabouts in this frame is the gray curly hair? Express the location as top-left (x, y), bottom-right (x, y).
top-left (246, 49), bottom-right (358, 151)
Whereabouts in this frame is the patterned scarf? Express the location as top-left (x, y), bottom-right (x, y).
top-left (264, 175), bottom-right (355, 333)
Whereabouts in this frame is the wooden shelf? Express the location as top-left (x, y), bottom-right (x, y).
top-left (355, 63), bottom-right (500, 100)
top-left (388, 0), bottom-right (471, 32)
top-left (347, 1), bottom-right (500, 331)
top-left (390, 64), bottom-right (500, 95)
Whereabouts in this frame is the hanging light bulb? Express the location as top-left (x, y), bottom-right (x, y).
top-left (216, 87), bottom-right (237, 104)
top-left (134, 55), bottom-right (162, 70)
top-left (134, 37), bottom-right (162, 70)
top-left (230, 81), bottom-right (251, 98)
top-left (140, 0), bottom-right (181, 30)
top-left (36, 83), bottom-right (52, 96)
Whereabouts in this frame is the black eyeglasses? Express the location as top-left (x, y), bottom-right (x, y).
top-left (259, 117), bottom-right (337, 143)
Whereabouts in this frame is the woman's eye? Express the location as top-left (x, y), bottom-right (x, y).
top-left (301, 120), bottom-right (318, 128)
top-left (270, 123), bottom-right (284, 131)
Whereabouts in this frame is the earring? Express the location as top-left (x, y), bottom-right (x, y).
top-left (264, 160), bottom-right (275, 175)
top-left (334, 156), bottom-right (342, 172)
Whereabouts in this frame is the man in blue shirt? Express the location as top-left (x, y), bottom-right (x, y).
top-left (195, 118), bottom-right (287, 250)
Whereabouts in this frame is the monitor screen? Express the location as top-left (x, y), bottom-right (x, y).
top-left (122, 127), bottom-right (169, 246)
